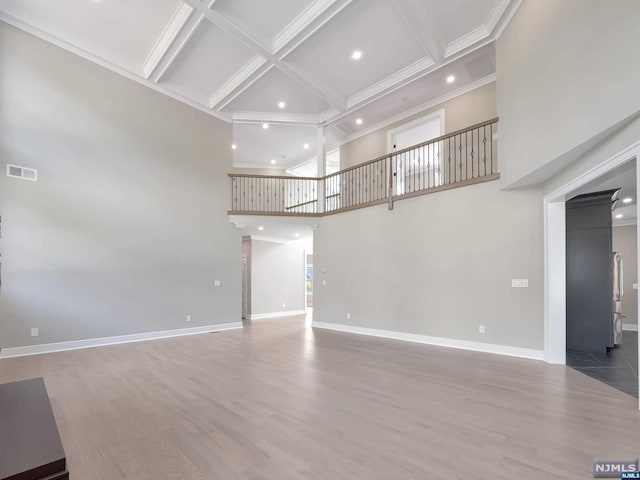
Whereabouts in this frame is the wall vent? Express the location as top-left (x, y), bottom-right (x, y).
top-left (6, 164), bottom-right (38, 182)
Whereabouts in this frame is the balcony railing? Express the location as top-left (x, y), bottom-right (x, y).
top-left (229, 117), bottom-right (499, 216)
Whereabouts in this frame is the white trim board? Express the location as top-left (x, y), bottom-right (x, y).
top-left (247, 310), bottom-right (307, 320)
top-left (0, 322), bottom-right (242, 359)
top-left (313, 322), bottom-right (544, 361)
top-left (623, 323), bottom-right (638, 332)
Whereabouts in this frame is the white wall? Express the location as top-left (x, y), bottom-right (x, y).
top-left (498, 0), bottom-right (640, 186)
top-left (0, 22), bottom-right (241, 349)
top-left (314, 179), bottom-right (544, 350)
top-left (249, 239), bottom-right (306, 316)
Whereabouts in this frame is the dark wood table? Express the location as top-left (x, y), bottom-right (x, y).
top-left (0, 378), bottom-right (68, 480)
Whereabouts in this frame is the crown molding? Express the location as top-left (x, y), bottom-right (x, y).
top-left (493, 0), bottom-right (523, 38)
top-left (333, 74), bottom-right (496, 148)
top-left (232, 111), bottom-right (321, 126)
top-left (346, 56), bottom-right (435, 109)
top-left (142, 2), bottom-right (194, 79)
top-left (317, 107), bottom-right (342, 124)
top-left (444, 0), bottom-right (519, 58)
top-left (0, 14), bottom-right (232, 123)
top-left (444, 25), bottom-right (490, 58)
top-left (208, 56), bottom-right (270, 109)
top-left (486, 0), bottom-right (510, 34)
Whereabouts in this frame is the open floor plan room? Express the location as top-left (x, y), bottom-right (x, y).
top-left (1, 0), bottom-right (640, 478)
top-left (1, 317), bottom-right (639, 480)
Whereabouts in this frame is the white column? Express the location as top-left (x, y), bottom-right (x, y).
top-left (316, 126), bottom-right (326, 213)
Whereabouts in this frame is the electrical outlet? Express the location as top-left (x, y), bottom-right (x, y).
top-left (282, 302), bottom-right (286, 308)
top-left (214, 280), bottom-right (221, 287)
top-left (346, 313), bottom-right (351, 320)
top-left (186, 314), bottom-right (192, 322)
top-left (322, 280), bottom-right (327, 286)
top-left (479, 325), bottom-right (486, 334)
top-left (31, 328), bottom-right (38, 337)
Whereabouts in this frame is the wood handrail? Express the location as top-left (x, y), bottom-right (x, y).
top-left (228, 173), bottom-right (319, 180)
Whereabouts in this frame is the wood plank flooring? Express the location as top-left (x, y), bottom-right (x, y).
top-left (1, 315), bottom-right (639, 479)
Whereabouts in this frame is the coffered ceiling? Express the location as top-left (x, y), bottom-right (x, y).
top-left (0, 0), bottom-right (521, 169)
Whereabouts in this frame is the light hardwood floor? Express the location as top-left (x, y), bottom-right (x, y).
top-left (1, 315), bottom-right (639, 479)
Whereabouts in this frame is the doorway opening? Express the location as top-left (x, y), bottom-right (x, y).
top-left (239, 223), bottom-right (313, 323)
top-left (544, 142), bottom-right (640, 406)
top-left (388, 110), bottom-right (444, 196)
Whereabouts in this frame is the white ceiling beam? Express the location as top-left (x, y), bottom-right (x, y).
top-left (150, 14), bottom-right (206, 83)
top-left (346, 56), bottom-right (436, 109)
top-left (183, 0), bottom-right (347, 112)
top-left (208, 57), bottom-right (270, 110)
top-left (273, 0), bottom-right (354, 57)
top-left (142, 2), bottom-right (195, 79)
top-left (232, 111), bottom-right (321, 126)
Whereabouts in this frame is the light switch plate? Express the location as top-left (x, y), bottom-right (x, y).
top-left (31, 328), bottom-right (38, 337)
top-left (634, 283), bottom-right (638, 290)
top-left (214, 280), bottom-right (221, 287)
top-left (322, 280), bottom-right (327, 286)
top-left (512, 279), bottom-right (528, 288)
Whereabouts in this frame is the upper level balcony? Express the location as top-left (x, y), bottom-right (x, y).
top-left (228, 118), bottom-right (499, 217)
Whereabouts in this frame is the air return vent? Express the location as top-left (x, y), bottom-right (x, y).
top-left (6, 164), bottom-right (37, 182)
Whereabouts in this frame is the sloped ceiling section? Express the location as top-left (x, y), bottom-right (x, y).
top-left (0, 0), bottom-right (521, 168)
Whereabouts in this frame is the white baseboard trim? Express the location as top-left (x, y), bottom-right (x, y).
top-left (623, 323), bottom-right (638, 331)
top-left (0, 322), bottom-right (243, 359)
top-left (312, 322), bottom-right (544, 361)
top-left (247, 310), bottom-right (307, 320)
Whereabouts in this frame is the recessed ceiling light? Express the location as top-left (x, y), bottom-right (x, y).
top-left (303, 143), bottom-right (309, 149)
top-left (615, 214), bottom-right (624, 219)
top-left (231, 144), bottom-right (237, 150)
top-left (446, 75), bottom-right (456, 84)
top-left (623, 197), bottom-right (633, 203)
top-left (351, 50), bottom-right (363, 60)
top-left (270, 159), bottom-right (276, 165)
top-left (278, 101), bottom-right (286, 109)
top-left (258, 226), bottom-right (264, 231)
top-left (355, 118), bottom-right (363, 125)
top-left (262, 123), bottom-right (269, 129)
top-left (294, 233), bottom-right (300, 237)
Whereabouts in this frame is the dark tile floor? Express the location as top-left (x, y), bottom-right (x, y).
top-left (567, 330), bottom-right (638, 398)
